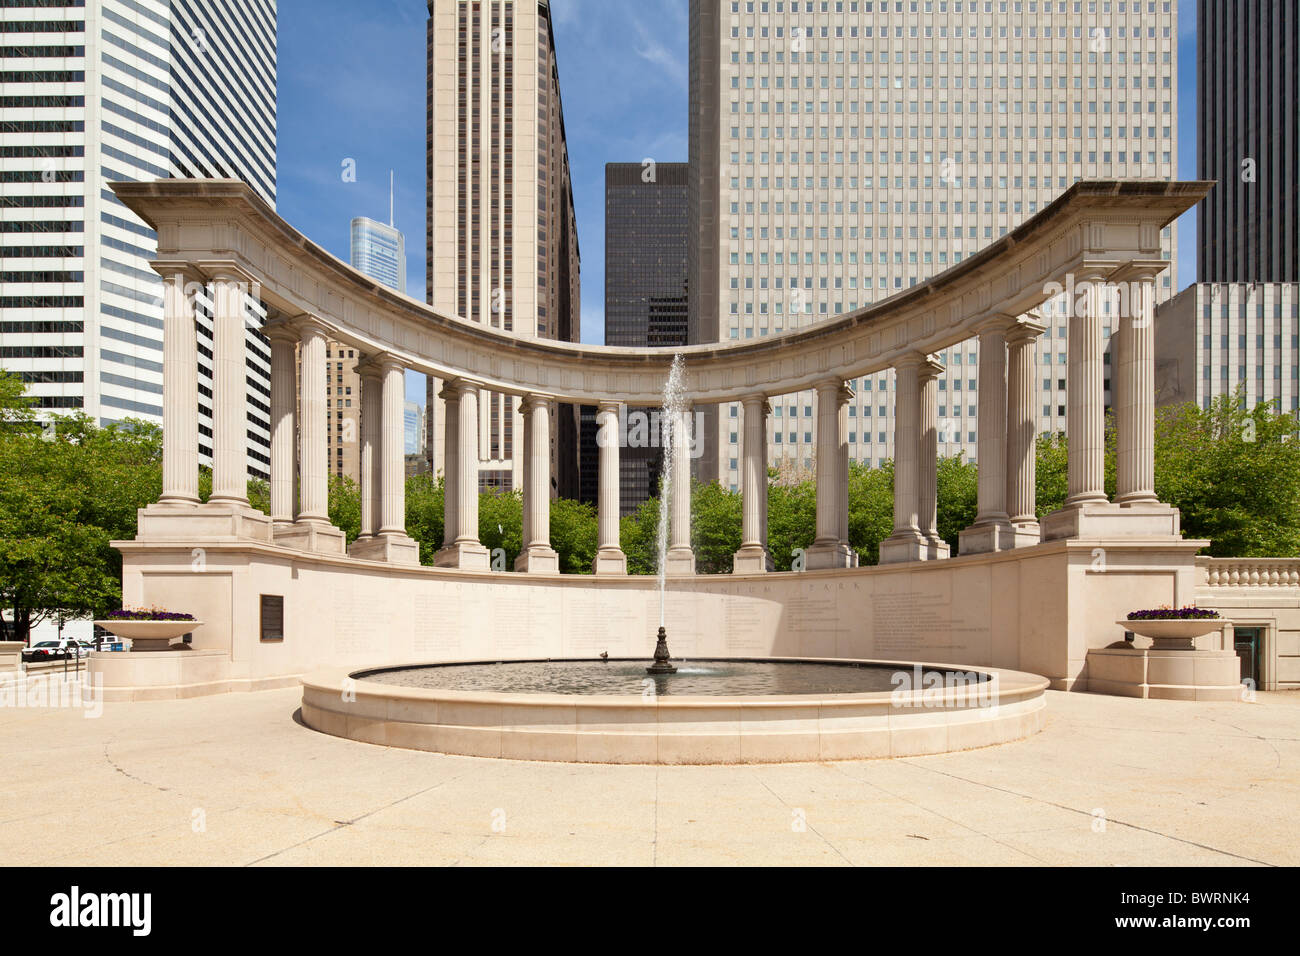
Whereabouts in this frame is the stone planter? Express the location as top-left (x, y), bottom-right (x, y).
top-left (94, 619), bottom-right (199, 653)
top-left (1118, 618), bottom-right (1223, 651)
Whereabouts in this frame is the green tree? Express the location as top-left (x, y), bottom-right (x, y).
top-left (691, 480), bottom-right (742, 573)
top-left (550, 497), bottom-right (598, 573)
top-left (846, 460), bottom-right (894, 564)
top-left (404, 472), bottom-right (445, 565)
top-left (328, 474), bottom-right (361, 543)
top-left (620, 495), bottom-right (660, 575)
top-left (767, 473), bottom-right (817, 570)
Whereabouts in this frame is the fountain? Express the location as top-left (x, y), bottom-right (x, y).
top-left (649, 354), bottom-right (688, 675)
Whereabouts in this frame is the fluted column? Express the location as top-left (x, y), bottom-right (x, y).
top-left (918, 357), bottom-right (950, 559)
top-left (838, 384), bottom-right (854, 565)
top-left (1116, 271), bottom-right (1159, 505)
top-left (208, 274), bottom-right (249, 506)
top-left (378, 356), bottom-right (405, 535)
top-left (1006, 319), bottom-right (1046, 546)
top-left (434, 378), bottom-right (490, 568)
top-left (958, 316), bottom-right (1017, 554)
top-left (159, 270), bottom-right (199, 508)
top-left (440, 383), bottom-right (459, 548)
top-left (592, 400), bottom-right (627, 574)
top-left (265, 324), bottom-right (297, 527)
top-left (664, 404), bottom-right (696, 574)
top-left (879, 355), bottom-right (927, 564)
top-left (1065, 271), bottom-right (1110, 506)
top-left (733, 394), bottom-right (772, 572)
top-left (296, 318), bottom-right (329, 524)
top-left (515, 394), bottom-right (559, 572)
top-left (356, 360), bottom-right (383, 540)
top-left (806, 378), bottom-right (851, 569)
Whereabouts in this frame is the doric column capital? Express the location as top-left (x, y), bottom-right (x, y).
top-left (739, 393), bottom-right (770, 415)
top-left (292, 314), bottom-right (332, 341)
top-left (1005, 318), bottom-right (1047, 346)
top-left (196, 260), bottom-right (259, 287)
top-left (813, 375), bottom-right (842, 395)
top-left (1107, 259), bottom-right (1167, 285)
top-left (355, 356), bottom-right (386, 383)
top-left (518, 392), bottom-right (553, 414)
top-left (919, 356), bottom-right (946, 382)
top-left (448, 376), bottom-right (481, 398)
top-left (893, 350), bottom-right (927, 371)
top-left (973, 312), bottom-right (1018, 336)
top-left (262, 319), bottom-right (299, 346)
top-left (596, 398), bottom-right (623, 416)
top-left (151, 260), bottom-right (206, 285)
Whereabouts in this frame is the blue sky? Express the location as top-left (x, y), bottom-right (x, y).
top-left (275, 0), bottom-right (1199, 404)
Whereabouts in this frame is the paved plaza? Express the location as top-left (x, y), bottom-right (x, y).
top-left (1, 686), bottom-right (1296, 866)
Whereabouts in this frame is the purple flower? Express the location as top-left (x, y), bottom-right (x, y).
top-left (1126, 607), bottom-right (1220, 620)
top-left (105, 608), bottom-right (196, 622)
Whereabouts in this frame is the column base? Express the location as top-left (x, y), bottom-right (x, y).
top-left (804, 539), bottom-right (852, 570)
top-left (732, 545), bottom-right (773, 573)
top-left (1085, 647), bottom-right (1242, 701)
top-left (664, 547), bottom-right (696, 576)
top-left (878, 530), bottom-right (927, 565)
top-left (1006, 521), bottom-right (1042, 549)
top-left (592, 548), bottom-right (628, 575)
top-left (275, 520), bottom-right (347, 555)
top-left (922, 535), bottom-right (952, 560)
top-left (433, 540), bottom-right (490, 570)
top-left (136, 501), bottom-right (272, 543)
top-left (957, 519), bottom-right (1018, 555)
top-left (514, 546), bottom-right (560, 573)
top-left (1041, 500), bottom-right (1181, 541)
top-left (348, 532), bottom-right (420, 565)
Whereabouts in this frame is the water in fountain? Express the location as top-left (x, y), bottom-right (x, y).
top-left (656, 353), bottom-right (687, 628)
top-left (649, 354), bottom-right (688, 675)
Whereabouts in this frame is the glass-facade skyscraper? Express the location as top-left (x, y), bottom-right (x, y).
top-left (350, 217), bottom-right (406, 292)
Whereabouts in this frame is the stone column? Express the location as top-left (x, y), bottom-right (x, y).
top-left (733, 395), bottom-right (772, 572)
top-left (515, 394), bottom-right (559, 572)
top-left (838, 384), bottom-right (855, 566)
top-left (1116, 272), bottom-right (1159, 505)
top-left (208, 274), bottom-right (250, 507)
top-left (355, 360), bottom-right (383, 540)
top-left (1005, 319), bottom-right (1046, 547)
top-left (918, 357), bottom-right (950, 559)
top-left (664, 404), bottom-right (696, 574)
top-left (879, 355), bottom-right (927, 564)
top-left (1065, 271), bottom-right (1109, 507)
top-left (440, 382), bottom-right (459, 549)
top-left (434, 378), bottom-right (489, 569)
top-left (158, 270), bottom-right (200, 508)
top-left (959, 316), bottom-right (1016, 554)
top-left (806, 378), bottom-right (851, 569)
top-left (265, 324), bottom-right (297, 528)
top-left (296, 319), bottom-right (330, 524)
top-left (378, 356), bottom-right (405, 535)
top-left (592, 400), bottom-right (628, 574)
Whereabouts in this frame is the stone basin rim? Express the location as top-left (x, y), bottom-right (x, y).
top-left (304, 657), bottom-right (1050, 709)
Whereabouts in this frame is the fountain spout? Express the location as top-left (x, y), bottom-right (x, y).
top-left (646, 626), bottom-right (677, 675)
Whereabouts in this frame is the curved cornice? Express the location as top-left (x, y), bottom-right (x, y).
top-left (111, 178), bottom-right (1211, 406)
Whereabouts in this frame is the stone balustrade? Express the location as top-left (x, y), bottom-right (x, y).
top-left (1200, 558), bottom-right (1300, 588)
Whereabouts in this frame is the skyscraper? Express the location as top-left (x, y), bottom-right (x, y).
top-left (0, 0), bottom-right (278, 478)
top-left (424, 0), bottom-right (582, 497)
top-left (1196, 0), bottom-right (1297, 284)
top-left (335, 212), bottom-right (408, 483)
top-left (689, 0), bottom-right (1178, 488)
top-left (1155, 1), bottom-right (1299, 413)
top-left (601, 161), bottom-right (690, 512)
top-left (351, 216), bottom-right (406, 292)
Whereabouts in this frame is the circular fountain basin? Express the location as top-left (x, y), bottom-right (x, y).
top-left (301, 657), bottom-right (1048, 764)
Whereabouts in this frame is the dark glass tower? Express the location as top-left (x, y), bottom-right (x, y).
top-left (1197, 0), bottom-right (1299, 282)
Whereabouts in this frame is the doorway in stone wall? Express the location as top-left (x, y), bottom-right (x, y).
top-left (1233, 626), bottom-right (1263, 688)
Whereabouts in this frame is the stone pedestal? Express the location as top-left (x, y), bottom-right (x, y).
top-left (732, 545), bottom-right (773, 573)
top-left (515, 547), bottom-right (560, 573)
top-left (275, 521), bottom-right (347, 555)
top-left (804, 541), bottom-right (853, 570)
top-left (433, 540), bottom-right (490, 570)
top-left (879, 530), bottom-right (927, 564)
top-left (958, 520), bottom-right (1018, 555)
top-left (1041, 499), bottom-right (1181, 541)
top-left (1085, 646), bottom-right (1242, 701)
top-left (0, 642), bottom-right (23, 673)
top-left (348, 533), bottom-right (420, 565)
top-left (137, 501), bottom-right (273, 543)
top-left (664, 548), bottom-right (696, 576)
top-left (592, 548), bottom-right (628, 575)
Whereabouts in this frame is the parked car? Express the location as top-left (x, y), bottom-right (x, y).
top-left (22, 640), bottom-right (92, 662)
